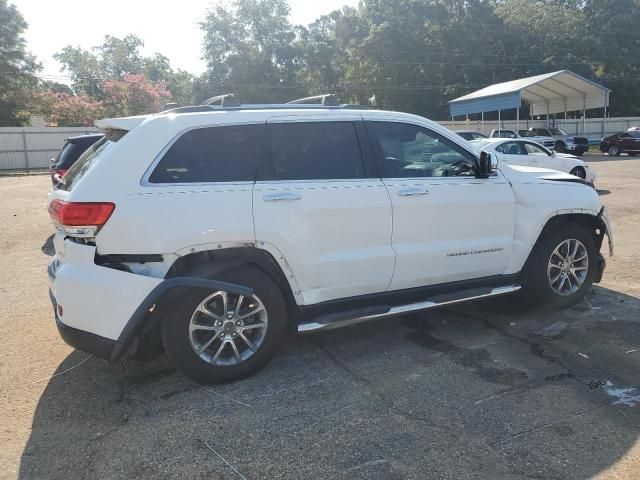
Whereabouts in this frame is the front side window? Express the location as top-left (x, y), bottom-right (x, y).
top-left (524, 143), bottom-right (550, 156)
top-left (148, 124), bottom-right (263, 184)
top-left (496, 141), bottom-right (525, 155)
top-left (370, 122), bottom-right (476, 178)
top-left (261, 122), bottom-right (365, 180)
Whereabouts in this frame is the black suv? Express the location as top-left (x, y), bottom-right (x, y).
top-left (49, 134), bottom-right (103, 185)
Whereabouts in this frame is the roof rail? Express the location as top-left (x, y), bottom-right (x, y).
top-left (200, 94), bottom-right (241, 107)
top-left (287, 94), bottom-right (339, 106)
top-left (162, 105), bottom-right (218, 114)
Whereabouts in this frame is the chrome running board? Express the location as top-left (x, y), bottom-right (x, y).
top-left (297, 285), bottom-right (521, 334)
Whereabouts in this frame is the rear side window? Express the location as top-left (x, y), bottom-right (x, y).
top-left (148, 124), bottom-right (263, 184)
top-left (260, 122), bottom-right (365, 180)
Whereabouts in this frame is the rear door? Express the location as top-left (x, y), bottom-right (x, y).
top-left (619, 133), bottom-right (640, 151)
top-left (253, 116), bottom-right (395, 305)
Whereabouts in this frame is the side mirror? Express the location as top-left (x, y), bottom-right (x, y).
top-left (477, 151), bottom-right (498, 178)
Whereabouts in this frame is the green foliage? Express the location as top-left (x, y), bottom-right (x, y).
top-left (200, 0), bottom-right (303, 102)
top-left (0, 0), bottom-right (40, 125)
top-left (54, 34), bottom-right (194, 107)
top-left (200, 0), bottom-right (640, 118)
top-left (32, 91), bottom-right (103, 126)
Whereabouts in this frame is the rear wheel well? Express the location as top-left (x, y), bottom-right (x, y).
top-left (130, 248), bottom-right (298, 360)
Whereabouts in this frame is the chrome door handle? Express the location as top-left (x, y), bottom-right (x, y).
top-left (398, 187), bottom-right (429, 197)
top-left (263, 191), bottom-right (302, 202)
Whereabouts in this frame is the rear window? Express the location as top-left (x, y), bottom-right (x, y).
top-left (148, 124), bottom-right (263, 184)
top-left (57, 130), bottom-right (127, 191)
top-left (55, 142), bottom-right (89, 168)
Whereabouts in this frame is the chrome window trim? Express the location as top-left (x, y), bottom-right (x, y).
top-left (140, 121), bottom-right (265, 187)
top-left (254, 178), bottom-right (383, 185)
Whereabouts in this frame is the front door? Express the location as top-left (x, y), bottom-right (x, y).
top-left (495, 140), bottom-right (531, 168)
top-left (365, 118), bottom-right (516, 291)
top-left (522, 141), bottom-right (559, 170)
top-left (253, 117), bottom-right (395, 305)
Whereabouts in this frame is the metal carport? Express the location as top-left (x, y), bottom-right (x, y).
top-left (448, 70), bottom-right (610, 133)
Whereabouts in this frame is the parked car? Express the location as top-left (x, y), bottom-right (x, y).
top-left (47, 96), bottom-right (613, 384)
top-left (600, 131), bottom-right (640, 156)
top-left (529, 127), bottom-right (589, 155)
top-left (471, 138), bottom-right (596, 185)
top-left (489, 129), bottom-right (555, 149)
top-left (455, 130), bottom-right (488, 141)
top-left (49, 134), bottom-right (104, 185)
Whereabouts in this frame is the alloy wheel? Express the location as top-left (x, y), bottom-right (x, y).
top-left (188, 291), bottom-right (268, 366)
top-left (547, 238), bottom-right (589, 296)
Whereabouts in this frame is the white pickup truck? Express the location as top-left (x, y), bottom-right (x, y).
top-left (489, 129), bottom-right (556, 149)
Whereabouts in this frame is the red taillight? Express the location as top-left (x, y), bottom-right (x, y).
top-left (49, 200), bottom-right (115, 227)
top-left (53, 168), bottom-right (67, 177)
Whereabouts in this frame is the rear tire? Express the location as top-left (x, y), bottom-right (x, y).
top-left (161, 267), bottom-right (288, 384)
top-left (608, 145), bottom-right (620, 156)
top-left (521, 223), bottom-right (598, 310)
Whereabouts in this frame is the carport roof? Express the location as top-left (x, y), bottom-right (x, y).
top-left (449, 70), bottom-right (610, 117)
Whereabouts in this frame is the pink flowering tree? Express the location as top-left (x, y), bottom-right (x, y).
top-left (101, 74), bottom-right (172, 117)
top-left (33, 92), bottom-right (103, 126)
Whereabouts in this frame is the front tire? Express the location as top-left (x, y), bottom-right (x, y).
top-left (521, 223), bottom-right (598, 310)
top-left (161, 268), bottom-right (288, 384)
top-left (555, 141), bottom-right (566, 153)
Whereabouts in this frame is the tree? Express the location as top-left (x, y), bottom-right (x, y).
top-left (0, 0), bottom-right (40, 125)
top-left (101, 74), bottom-right (171, 117)
top-left (55, 35), bottom-right (193, 107)
top-left (54, 46), bottom-right (102, 97)
top-left (200, 0), bottom-right (303, 103)
top-left (32, 91), bottom-right (103, 126)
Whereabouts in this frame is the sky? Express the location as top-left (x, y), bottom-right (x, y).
top-left (13, 0), bottom-right (359, 81)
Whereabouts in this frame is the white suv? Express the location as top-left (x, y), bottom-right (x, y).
top-left (47, 95), bottom-right (613, 383)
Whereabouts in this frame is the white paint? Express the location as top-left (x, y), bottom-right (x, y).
top-left (604, 381), bottom-right (640, 407)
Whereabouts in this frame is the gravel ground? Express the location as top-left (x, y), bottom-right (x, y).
top-left (1, 155), bottom-right (639, 480)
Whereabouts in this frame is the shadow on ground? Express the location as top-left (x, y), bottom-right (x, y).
top-left (41, 234), bottom-right (54, 257)
top-left (20, 287), bottom-right (640, 479)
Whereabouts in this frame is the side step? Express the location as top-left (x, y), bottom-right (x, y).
top-left (297, 285), bottom-right (521, 334)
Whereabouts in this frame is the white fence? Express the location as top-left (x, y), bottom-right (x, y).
top-left (440, 117), bottom-right (640, 142)
top-left (0, 127), bottom-right (100, 173)
top-left (1, 117), bottom-right (640, 173)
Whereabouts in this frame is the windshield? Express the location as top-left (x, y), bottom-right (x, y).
top-left (57, 130), bottom-right (127, 191)
top-left (518, 130), bottom-right (535, 137)
top-left (549, 128), bottom-right (568, 136)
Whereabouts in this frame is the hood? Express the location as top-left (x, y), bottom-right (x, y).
top-left (499, 164), bottom-right (586, 185)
